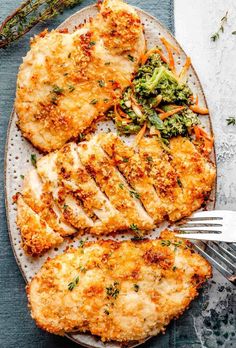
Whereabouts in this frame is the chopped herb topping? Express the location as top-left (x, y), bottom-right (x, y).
top-left (134, 284), bottom-right (139, 292)
top-left (31, 154), bottom-right (37, 168)
top-left (161, 240), bottom-right (171, 247)
top-left (89, 41), bottom-right (96, 47)
top-left (146, 156), bottom-right (153, 163)
top-left (68, 85), bottom-right (75, 92)
top-left (226, 117), bottom-right (236, 126)
top-left (172, 266), bottom-right (177, 271)
top-left (211, 11), bottom-right (228, 41)
top-left (106, 282), bottom-right (120, 299)
top-left (127, 54), bottom-right (134, 62)
top-left (90, 99), bottom-right (98, 105)
top-left (177, 178), bottom-right (183, 188)
top-left (103, 98), bottom-right (109, 103)
top-left (51, 95), bottom-right (58, 105)
top-left (129, 190), bottom-right (140, 199)
top-left (130, 224), bottom-right (139, 232)
top-left (79, 265), bottom-right (87, 273)
top-left (79, 239), bottom-right (87, 248)
top-left (104, 309), bottom-right (110, 315)
top-left (119, 183), bottom-right (124, 189)
top-left (122, 157), bottom-right (129, 163)
top-left (68, 275), bottom-right (80, 291)
top-left (52, 85), bottom-right (64, 95)
top-left (98, 80), bottom-right (105, 87)
top-left (105, 62), bottom-right (111, 65)
top-left (63, 204), bottom-right (68, 210)
top-left (20, 174), bottom-right (24, 179)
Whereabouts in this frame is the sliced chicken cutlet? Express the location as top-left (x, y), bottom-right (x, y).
top-left (77, 136), bottom-right (154, 231)
top-left (139, 136), bottom-right (216, 221)
top-left (36, 152), bottom-right (94, 230)
top-left (27, 230), bottom-right (211, 341)
top-left (97, 133), bottom-right (163, 222)
top-left (21, 168), bottom-right (76, 236)
top-left (55, 142), bottom-right (128, 234)
top-left (168, 136), bottom-right (216, 221)
top-left (16, 0), bottom-right (145, 152)
top-left (17, 196), bottom-right (63, 255)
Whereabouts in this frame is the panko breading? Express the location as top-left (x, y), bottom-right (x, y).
top-left (27, 230), bottom-right (212, 342)
top-left (15, 0), bottom-right (145, 152)
top-left (16, 133), bottom-right (215, 255)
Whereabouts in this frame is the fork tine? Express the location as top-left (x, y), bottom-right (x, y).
top-left (183, 220), bottom-right (223, 225)
top-left (230, 243), bottom-right (236, 252)
top-left (178, 226), bottom-right (222, 232)
top-left (175, 233), bottom-right (233, 243)
top-left (211, 242), bottom-right (236, 263)
top-left (202, 242), bottom-right (236, 272)
top-left (193, 243), bottom-right (234, 279)
top-left (190, 210), bottom-right (224, 218)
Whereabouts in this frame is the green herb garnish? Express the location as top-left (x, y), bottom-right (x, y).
top-left (68, 275), bottom-right (80, 291)
top-left (98, 80), bottom-right (105, 87)
top-left (211, 11), bottom-right (228, 41)
top-left (52, 85), bottom-right (64, 95)
top-left (129, 190), bottom-right (140, 199)
top-left (31, 154), bottom-right (37, 168)
top-left (90, 99), bottom-right (98, 105)
top-left (134, 284), bottom-right (139, 292)
top-left (106, 282), bottom-right (120, 299)
top-left (20, 174), bottom-right (24, 179)
top-left (177, 178), bottom-right (183, 188)
top-left (119, 183), bottom-right (124, 189)
top-left (68, 85), bottom-right (75, 92)
top-left (122, 158), bottom-right (129, 163)
top-left (104, 309), bottom-right (110, 315)
top-left (128, 54), bottom-right (134, 62)
top-left (226, 117), bottom-right (236, 126)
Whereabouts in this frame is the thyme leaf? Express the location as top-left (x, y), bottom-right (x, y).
top-left (211, 10), bottom-right (228, 41)
top-left (226, 117), bottom-right (236, 126)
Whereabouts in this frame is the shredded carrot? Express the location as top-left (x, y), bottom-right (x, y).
top-left (141, 48), bottom-right (168, 65)
top-left (160, 37), bottom-right (180, 54)
top-left (134, 123), bottom-right (147, 146)
top-left (190, 105), bottom-right (209, 115)
top-left (159, 106), bottom-right (185, 120)
top-left (114, 104), bottom-right (123, 122)
top-left (195, 95), bottom-right (199, 105)
top-left (194, 126), bottom-right (214, 150)
top-left (179, 56), bottom-right (191, 81)
top-left (160, 37), bottom-right (176, 73)
top-left (156, 107), bottom-right (165, 113)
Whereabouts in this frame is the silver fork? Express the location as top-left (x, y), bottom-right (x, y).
top-left (175, 210), bottom-right (236, 285)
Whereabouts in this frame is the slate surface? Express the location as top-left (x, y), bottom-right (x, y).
top-left (0, 1), bottom-right (235, 348)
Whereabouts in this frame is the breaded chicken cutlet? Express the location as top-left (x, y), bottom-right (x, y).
top-left (15, 0), bottom-right (145, 152)
top-left (27, 230), bottom-right (212, 342)
top-left (16, 133), bottom-right (216, 255)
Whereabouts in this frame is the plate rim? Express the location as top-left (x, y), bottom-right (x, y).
top-left (4, 3), bottom-right (217, 347)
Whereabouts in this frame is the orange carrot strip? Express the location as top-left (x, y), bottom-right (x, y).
top-left (156, 108), bottom-right (165, 113)
top-left (150, 126), bottom-right (161, 137)
top-left (114, 104), bottom-right (122, 122)
top-left (160, 37), bottom-right (180, 53)
top-left (179, 56), bottom-right (191, 81)
top-left (134, 123), bottom-right (147, 146)
top-left (141, 48), bottom-right (168, 65)
top-left (159, 106), bottom-right (185, 120)
top-left (160, 37), bottom-right (175, 73)
top-left (194, 126), bottom-right (214, 149)
top-left (190, 105), bottom-right (209, 115)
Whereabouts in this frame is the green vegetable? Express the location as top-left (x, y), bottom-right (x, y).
top-left (129, 190), bottom-right (140, 199)
top-left (52, 85), bottom-right (64, 95)
top-left (211, 11), bottom-right (228, 42)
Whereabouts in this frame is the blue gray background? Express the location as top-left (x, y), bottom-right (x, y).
top-left (0, 1), bottom-right (235, 348)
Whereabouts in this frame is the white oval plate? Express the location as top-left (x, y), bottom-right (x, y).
top-left (5, 4), bottom-right (216, 348)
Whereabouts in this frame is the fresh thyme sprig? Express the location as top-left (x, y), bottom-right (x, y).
top-left (211, 11), bottom-right (228, 41)
top-left (226, 117), bottom-right (236, 126)
top-left (0, 0), bottom-right (83, 49)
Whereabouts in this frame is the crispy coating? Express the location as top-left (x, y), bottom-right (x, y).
top-left (15, 0), bottom-right (145, 152)
top-left (27, 230), bottom-right (212, 342)
top-left (16, 133), bottom-right (215, 255)
top-left (17, 196), bottom-right (63, 255)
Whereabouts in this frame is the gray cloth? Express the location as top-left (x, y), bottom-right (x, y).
top-left (0, 1), bottom-right (234, 348)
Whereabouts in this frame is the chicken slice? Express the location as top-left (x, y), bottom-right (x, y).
top-left (27, 230), bottom-right (211, 341)
top-left (22, 168), bottom-right (76, 236)
top-left (55, 143), bottom-right (128, 234)
top-left (17, 196), bottom-right (63, 255)
top-left (77, 137), bottom-right (154, 232)
top-left (37, 152), bottom-right (94, 230)
top-left (139, 137), bottom-right (182, 220)
top-left (98, 133), bottom-right (163, 222)
top-left (16, 0), bottom-right (145, 152)
top-left (168, 136), bottom-right (216, 221)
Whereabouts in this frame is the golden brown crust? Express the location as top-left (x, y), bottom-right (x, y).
top-left (16, 133), bottom-right (216, 256)
top-left (15, 0), bottom-right (145, 152)
top-left (27, 230), bottom-right (212, 341)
